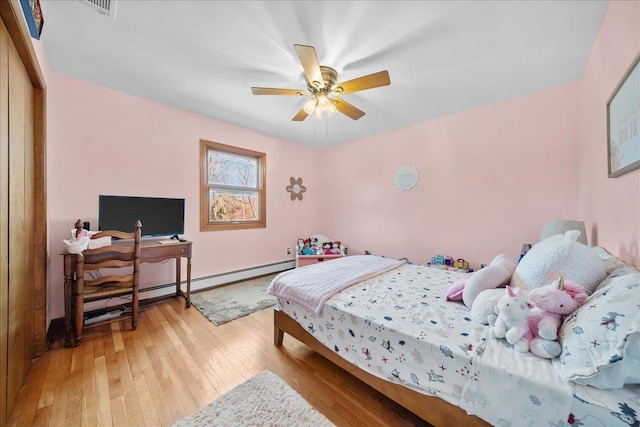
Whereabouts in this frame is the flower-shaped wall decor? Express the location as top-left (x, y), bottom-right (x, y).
top-left (286, 177), bottom-right (306, 201)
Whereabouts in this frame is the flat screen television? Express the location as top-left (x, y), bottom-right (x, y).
top-left (99, 195), bottom-right (185, 238)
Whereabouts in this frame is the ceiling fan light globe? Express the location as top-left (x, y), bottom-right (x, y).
top-left (327, 103), bottom-right (337, 116)
top-left (303, 98), bottom-right (317, 115)
top-left (317, 93), bottom-right (331, 110)
top-left (313, 108), bottom-right (323, 119)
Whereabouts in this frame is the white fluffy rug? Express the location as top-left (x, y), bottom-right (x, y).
top-left (172, 371), bottom-right (335, 426)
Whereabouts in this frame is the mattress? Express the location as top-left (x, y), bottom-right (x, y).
top-left (275, 263), bottom-right (638, 426)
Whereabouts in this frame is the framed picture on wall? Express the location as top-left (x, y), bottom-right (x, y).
top-left (19, 0), bottom-right (44, 40)
top-left (607, 50), bottom-right (640, 178)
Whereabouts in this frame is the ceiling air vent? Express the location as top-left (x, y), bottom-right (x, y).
top-left (79, 0), bottom-right (118, 19)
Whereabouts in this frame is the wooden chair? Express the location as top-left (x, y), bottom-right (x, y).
top-left (69, 220), bottom-right (142, 346)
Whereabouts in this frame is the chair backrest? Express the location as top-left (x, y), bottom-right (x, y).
top-left (76, 221), bottom-right (142, 291)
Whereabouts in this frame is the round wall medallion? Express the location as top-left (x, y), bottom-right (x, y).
top-left (394, 165), bottom-right (419, 191)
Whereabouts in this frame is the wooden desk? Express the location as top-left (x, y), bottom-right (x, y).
top-left (63, 240), bottom-right (192, 347)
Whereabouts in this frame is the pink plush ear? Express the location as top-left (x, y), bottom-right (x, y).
top-left (506, 285), bottom-right (515, 297)
top-left (564, 282), bottom-right (588, 305)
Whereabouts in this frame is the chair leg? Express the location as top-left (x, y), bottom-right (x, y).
top-left (74, 293), bottom-right (84, 346)
top-left (132, 288), bottom-right (138, 331)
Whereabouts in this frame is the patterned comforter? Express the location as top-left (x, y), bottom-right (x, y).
top-left (277, 263), bottom-right (487, 407)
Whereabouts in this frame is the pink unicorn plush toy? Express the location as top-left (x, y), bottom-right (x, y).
top-left (526, 276), bottom-right (588, 359)
top-left (491, 286), bottom-right (534, 353)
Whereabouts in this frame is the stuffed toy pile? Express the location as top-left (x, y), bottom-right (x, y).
top-left (446, 228), bottom-right (599, 359)
top-left (489, 277), bottom-right (588, 358)
top-left (297, 237), bottom-right (343, 256)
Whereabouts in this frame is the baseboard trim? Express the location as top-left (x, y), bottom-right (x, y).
top-left (46, 260), bottom-right (294, 347)
top-left (139, 259), bottom-right (294, 299)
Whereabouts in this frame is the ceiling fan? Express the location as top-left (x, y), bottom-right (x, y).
top-left (251, 44), bottom-right (391, 121)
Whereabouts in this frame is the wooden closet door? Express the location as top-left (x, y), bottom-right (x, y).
top-left (7, 23), bottom-right (34, 418)
top-left (0, 17), bottom-right (35, 420)
top-left (0, 2), bottom-right (46, 422)
top-left (0, 18), bottom-right (9, 425)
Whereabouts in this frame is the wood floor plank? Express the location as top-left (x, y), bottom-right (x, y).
top-left (47, 344), bottom-right (72, 427)
top-left (36, 345), bottom-right (62, 410)
top-left (63, 345), bottom-right (84, 426)
top-left (158, 305), bottom-right (236, 397)
top-left (7, 349), bottom-right (48, 426)
top-left (110, 321), bottom-right (125, 353)
top-left (31, 405), bottom-right (51, 427)
top-left (136, 311), bottom-right (190, 421)
top-left (93, 355), bottom-right (113, 427)
top-left (144, 306), bottom-right (200, 416)
top-left (80, 338), bottom-right (97, 427)
top-left (129, 322), bottom-right (174, 426)
top-left (10, 297), bottom-right (430, 427)
top-left (155, 304), bottom-right (218, 405)
top-left (110, 395), bottom-right (127, 427)
top-left (116, 336), bottom-right (149, 427)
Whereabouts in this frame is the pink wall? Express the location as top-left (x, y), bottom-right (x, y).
top-left (578, 0), bottom-right (640, 267)
top-left (42, 67), bottom-right (321, 320)
top-left (34, 1), bottom-right (640, 325)
top-left (319, 83), bottom-right (581, 267)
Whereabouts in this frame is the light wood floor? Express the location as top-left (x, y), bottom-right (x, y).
top-left (8, 298), bottom-right (430, 426)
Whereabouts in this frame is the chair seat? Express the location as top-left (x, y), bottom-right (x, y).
top-left (83, 280), bottom-right (135, 302)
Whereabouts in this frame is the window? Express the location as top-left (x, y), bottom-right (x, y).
top-left (200, 139), bottom-right (266, 231)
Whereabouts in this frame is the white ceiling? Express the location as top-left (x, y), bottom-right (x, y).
top-left (38, 1), bottom-right (609, 148)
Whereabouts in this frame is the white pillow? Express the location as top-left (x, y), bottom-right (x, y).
top-left (511, 230), bottom-right (606, 295)
top-left (553, 266), bottom-right (640, 389)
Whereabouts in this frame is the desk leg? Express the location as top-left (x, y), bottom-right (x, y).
top-left (186, 256), bottom-right (191, 308)
top-left (175, 257), bottom-right (181, 298)
top-left (63, 257), bottom-right (73, 348)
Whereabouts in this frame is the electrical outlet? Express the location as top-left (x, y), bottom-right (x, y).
top-left (287, 247), bottom-right (291, 254)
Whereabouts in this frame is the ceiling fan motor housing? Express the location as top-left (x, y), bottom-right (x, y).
top-left (308, 66), bottom-right (338, 93)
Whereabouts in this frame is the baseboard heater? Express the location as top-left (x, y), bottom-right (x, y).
top-left (139, 259), bottom-right (294, 300)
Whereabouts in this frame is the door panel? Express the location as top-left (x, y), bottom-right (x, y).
top-left (6, 22), bottom-right (34, 418)
top-left (0, 19), bottom-right (9, 424)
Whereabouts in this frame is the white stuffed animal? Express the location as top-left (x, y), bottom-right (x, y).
top-left (445, 254), bottom-right (518, 324)
top-left (491, 286), bottom-right (534, 353)
top-left (511, 229), bottom-right (606, 294)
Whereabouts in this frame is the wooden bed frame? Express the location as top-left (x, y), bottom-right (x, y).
top-left (274, 309), bottom-right (490, 426)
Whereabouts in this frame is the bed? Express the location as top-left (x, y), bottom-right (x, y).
top-left (269, 250), bottom-right (640, 427)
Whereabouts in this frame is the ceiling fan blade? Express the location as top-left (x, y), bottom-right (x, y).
top-left (292, 108), bottom-right (309, 122)
top-left (294, 44), bottom-right (324, 90)
top-left (251, 87), bottom-right (310, 96)
top-left (331, 70), bottom-right (390, 95)
top-left (333, 97), bottom-right (365, 121)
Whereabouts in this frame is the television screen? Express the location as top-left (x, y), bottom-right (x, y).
top-left (99, 195), bottom-right (185, 237)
